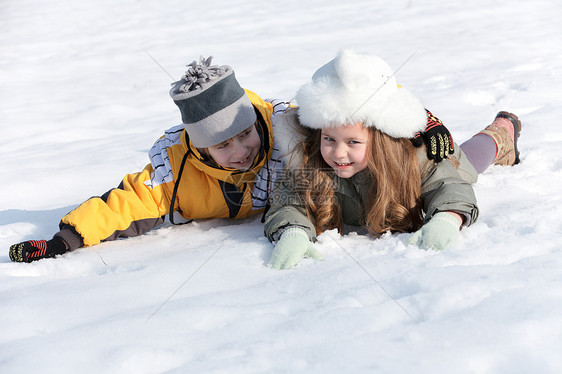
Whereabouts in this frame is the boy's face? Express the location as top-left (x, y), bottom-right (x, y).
top-left (207, 123), bottom-right (261, 171)
top-left (320, 122), bottom-right (369, 178)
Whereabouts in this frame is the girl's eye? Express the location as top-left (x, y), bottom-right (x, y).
top-left (240, 129), bottom-right (252, 138)
top-left (323, 136), bottom-right (335, 142)
top-left (217, 142), bottom-right (230, 150)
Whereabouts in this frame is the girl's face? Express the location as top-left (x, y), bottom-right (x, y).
top-left (320, 122), bottom-right (369, 178)
top-left (207, 124), bottom-right (261, 171)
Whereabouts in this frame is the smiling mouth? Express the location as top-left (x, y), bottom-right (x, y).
top-left (235, 155), bottom-right (252, 165)
top-left (334, 161), bottom-right (353, 167)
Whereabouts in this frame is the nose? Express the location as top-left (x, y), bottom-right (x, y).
top-left (231, 138), bottom-right (246, 158)
top-left (334, 142), bottom-right (347, 159)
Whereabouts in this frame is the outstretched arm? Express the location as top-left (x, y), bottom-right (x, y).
top-left (9, 164), bottom-right (170, 262)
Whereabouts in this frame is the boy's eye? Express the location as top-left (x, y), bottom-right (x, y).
top-left (323, 136), bottom-right (335, 142)
top-left (217, 142), bottom-right (230, 149)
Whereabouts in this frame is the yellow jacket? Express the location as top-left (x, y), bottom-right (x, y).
top-left (60, 90), bottom-right (276, 247)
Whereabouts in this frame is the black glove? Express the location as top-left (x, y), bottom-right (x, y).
top-left (411, 110), bottom-right (454, 162)
top-left (9, 237), bottom-right (68, 263)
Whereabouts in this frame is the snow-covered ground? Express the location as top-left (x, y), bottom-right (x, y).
top-left (1, 0), bottom-right (562, 372)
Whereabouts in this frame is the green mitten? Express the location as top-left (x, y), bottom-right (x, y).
top-left (407, 212), bottom-right (461, 251)
top-left (269, 228), bottom-right (322, 270)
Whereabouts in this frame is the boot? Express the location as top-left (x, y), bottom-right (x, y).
top-left (478, 111), bottom-right (522, 166)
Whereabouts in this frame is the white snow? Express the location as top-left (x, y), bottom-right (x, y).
top-left (1, 0), bottom-right (562, 372)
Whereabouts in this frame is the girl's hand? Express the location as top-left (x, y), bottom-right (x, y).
top-left (407, 212), bottom-right (462, 251)
top-left (269, 228), bottom-right (322, 269)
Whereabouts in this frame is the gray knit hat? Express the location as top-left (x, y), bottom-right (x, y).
top-left (170, 56), bottom-right (256, 148)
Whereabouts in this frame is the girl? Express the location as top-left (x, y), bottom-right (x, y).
top-left (264, 50), bottom-right (521, 269)
top-left (7, 55), bottom-right (456, 263)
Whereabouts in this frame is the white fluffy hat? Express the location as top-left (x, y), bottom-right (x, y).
top-left (295, 50), bottom-right (427, 138)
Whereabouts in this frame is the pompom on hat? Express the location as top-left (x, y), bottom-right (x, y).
top-left (295, 50), bottom-right (427, 138)
top-left (170, 56), bottom-right (256, 148)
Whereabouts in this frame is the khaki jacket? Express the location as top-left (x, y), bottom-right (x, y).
top-left (264, 112), bottom-right (479, 242)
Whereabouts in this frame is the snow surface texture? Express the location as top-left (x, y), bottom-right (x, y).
top-left (1, 0), bottom-right (562, 373)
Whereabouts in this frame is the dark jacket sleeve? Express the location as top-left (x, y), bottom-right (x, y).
top-left (264, 170), bottom-right (317, 242)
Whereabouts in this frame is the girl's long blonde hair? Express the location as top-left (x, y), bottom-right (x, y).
top-left (296, 124), bottom-right (425, 237)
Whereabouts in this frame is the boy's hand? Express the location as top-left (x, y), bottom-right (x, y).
top-left (411, 110), bottom-right (454, 162)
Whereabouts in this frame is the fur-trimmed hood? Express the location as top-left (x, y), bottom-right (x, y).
top-left (272, 107), bottom-right (306, 169)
